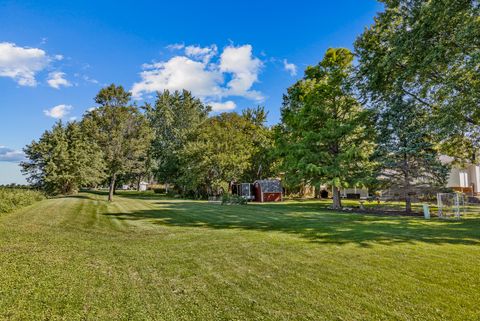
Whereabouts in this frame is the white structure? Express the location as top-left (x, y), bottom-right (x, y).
top-left (139, 182), bottom-right (149, 191)
top-left (340, 187), bottom-right (369, 199)
top-left (442, 156), bottom-right (480, 195)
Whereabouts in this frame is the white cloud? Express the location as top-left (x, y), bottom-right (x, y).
top-left (43, 104), bottom-right (72, 119)
top-left (166, 43), bottom-right (185, 50)
top-left (131, 56), bottom-right (223, 100)
top-left (185, 45), bottom-right (217, 63)
top-left (131, 43), bottom-right (264, 109)
top-left (220, 45), bottom-right (263, 100)
top-left (54, 54), bottom-right (64, 61)
top-left (209, 100), bottom-right (237, 112)
top-left (47, 71), bottom-right (72, 89)
top-left (0, 146), bottom-right (25, 162)
top-left (283, 59), bottom-right (297, 76)
top-left (0, 42), bottom-right (50, 86)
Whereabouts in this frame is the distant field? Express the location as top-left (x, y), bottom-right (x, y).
top-left (0, 188), bottom-right (44, 214)
top-left (1, 191), bottom-right (479, 320)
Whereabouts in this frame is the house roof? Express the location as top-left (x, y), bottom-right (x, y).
top-left (254, 179), bottom-right (282, 193)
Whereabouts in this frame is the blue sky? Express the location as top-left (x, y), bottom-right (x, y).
top-left (0, 0), bottom-right (383, 184)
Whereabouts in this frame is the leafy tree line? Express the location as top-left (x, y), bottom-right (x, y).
top-left (22, 86), bottom-right (275, 201)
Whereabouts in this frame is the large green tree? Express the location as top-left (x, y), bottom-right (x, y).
top-left (375, 96), bottom-right (450, 212)
top-left (21, 121), bottom-right (105, 195)
top-left (83, 84), bottom-right (152, 201)
top-left (278, 48), bottom-right (376, 209)
top-left (179, 108), bottom-right (275, 197)
top-left (355, 0), bottom-right (480, 159)
top-left (144, 90), bottom-right (210, 192)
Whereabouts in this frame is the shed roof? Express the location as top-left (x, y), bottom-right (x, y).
top-left (254, 179), bottom-right (282, 193)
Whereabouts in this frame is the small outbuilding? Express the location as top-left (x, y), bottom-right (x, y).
top-left (253, 179), bottom-right (283, 202)
top-left (139, 182), bottom-right (149, 191)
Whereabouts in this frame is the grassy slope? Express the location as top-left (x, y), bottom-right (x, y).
top-left (0, 192), bottom-right (479, 321)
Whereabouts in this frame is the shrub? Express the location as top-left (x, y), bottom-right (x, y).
top-left (0, 188), bottom-right (45, 214)
top-left (153, 188), bottom-right (165, 194)
top-left (221, 194), bottom-right (247, 205)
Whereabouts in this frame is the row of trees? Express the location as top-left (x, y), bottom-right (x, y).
top-left (22, 86), bottom-right (275, 201)
top-left (22, 0), bottom-right (478, 212)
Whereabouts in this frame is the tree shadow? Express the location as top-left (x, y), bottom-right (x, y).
top-left (103, 199), bottom-right (480, 247)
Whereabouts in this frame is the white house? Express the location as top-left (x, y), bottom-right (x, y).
top-left (446, 163), bottom-right (480, 195)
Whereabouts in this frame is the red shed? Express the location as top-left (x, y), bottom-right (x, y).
top-left (253, 179), bottom-right (283, 202)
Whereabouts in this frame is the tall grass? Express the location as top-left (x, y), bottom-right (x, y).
top-left (0, 188), bottom-right (44, 214)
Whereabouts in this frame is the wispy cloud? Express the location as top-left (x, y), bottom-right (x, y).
top-left (0, 146), bottom-right (25, 162)
top-left (283, 59), bottom-right (297, 76)
top-left (43, 104), bottom-right (73, 119)
top-left (47, 71), bottom-right (72, 89)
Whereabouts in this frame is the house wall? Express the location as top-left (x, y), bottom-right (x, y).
top-left (340, 187), bottom-right (369, 199)
top-left (446, 164), bottom-right (480, 194)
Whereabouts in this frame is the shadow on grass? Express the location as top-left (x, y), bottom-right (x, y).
top-left (103, 199), bottom-right (480, 247)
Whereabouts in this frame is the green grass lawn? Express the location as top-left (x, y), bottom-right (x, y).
top-left (1, 192), bottom-right (479, 320)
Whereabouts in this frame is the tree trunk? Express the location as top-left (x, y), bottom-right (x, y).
top-left (136, 175), bottom-right (141, 192)
top-left (108, 174), bottom-right (116, 202)
top-left (332, 186), bottom-right (342, 209)
top-left (405, 194), bottom-right (412, 213)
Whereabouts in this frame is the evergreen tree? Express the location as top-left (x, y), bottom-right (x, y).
top-left (278, 48), bottom-right (376, 209)
top-left (21, 121), bottom-right (104, 195)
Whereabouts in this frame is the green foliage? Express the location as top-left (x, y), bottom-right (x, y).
top-left (179, 110), bottom-right (275, 196)
top-left (355, 0), bottom-right (480, 159)
top-left (21, 121), bottom-right (105, 195)
top-left (144, 90), bottom-right (210, 189)
top-left (221, 194), bottom-right (248, 205)
top-left (277, 48), bottom-right (376, 208)
top-left (375, 97), bottom-right (451, 212)
top-left (83, 84), bottom-right (153, 201)
top-left (0, 188), bottom-right (44, 214)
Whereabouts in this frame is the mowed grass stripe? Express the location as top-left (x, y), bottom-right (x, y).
top-left (1, 191), bottom-right (479, 320)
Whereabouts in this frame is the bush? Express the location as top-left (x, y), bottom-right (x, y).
top-left (221, 194), bottom-right (247, 205)
top-left (0, 188), bottom-right (45, 214)
top-left (153, 188), bottom-right (165, 194)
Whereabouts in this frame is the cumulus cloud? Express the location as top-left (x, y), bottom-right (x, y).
top-left (209, 100), bottom-right (237, 112)
top-left (131, 44), bottom-right (264, 109)
top-left (220, 45), bottom-right (263, 100)
top-left (47, 71), bottom-right (72, 89)
top-left (0, 42), bottom-right (50, 86)
top-left (0, 146), bottom-right (25, 162)
top-left (43, 104), bottom-right (72, 119)
top-left (131, 56), bottom-right (223, 100)
top-left (283, 59), bottom-right (297, 76)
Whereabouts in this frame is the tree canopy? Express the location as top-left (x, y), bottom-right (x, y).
top-left (278, 48), bottom-right (376, 209)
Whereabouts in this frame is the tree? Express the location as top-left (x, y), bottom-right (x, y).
top-left (355, 0), bottom-right (480, 160)
top-left (375, 96), bottom-right (450, 213)
top-left (21, 121), bottom-right (105, 195)
top-left (240, 106), bottom-right (277, 182)
top-left (277, 48), bottom-right (376, 209)
top-left (177, 109), bottom-right (275, 198)
top-left (83, 84), bottom-right (152, 201)
top-left (144, 90), bottom-right (210, 192)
